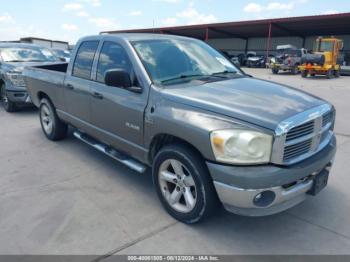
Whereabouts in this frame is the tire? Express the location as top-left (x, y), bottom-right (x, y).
top-left (0, 83), bottom-right (18, 112)
top-left (334, 69), bottom-right (340, 78)
top-left (301, 70), bottom-right (307, 78)
top-left (272, 68), bottom-right (279, 74)
top-left (291, 67), bottom-right (298, 75)
top-left (326, 70), bottom-right (333, 79)
top-left (39, 98), bottom-right (68, 141)
top-left (153, 144), bottom-right (219, 224)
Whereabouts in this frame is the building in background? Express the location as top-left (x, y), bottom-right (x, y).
top-left (0, 37), bottom-right (69, 50)
top-left (102, 13), bottom-right (350, 65)
top-left (20, 37), bottom-right (69, 50)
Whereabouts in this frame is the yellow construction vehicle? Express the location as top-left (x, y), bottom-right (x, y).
top-left (299, 37), bottom-right (343, 79)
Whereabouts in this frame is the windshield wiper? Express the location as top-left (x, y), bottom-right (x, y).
top-left (27, 60), bottom-right (48, 62)
top-left (5, 60), bottom-right (24, 62)
top-left (161, 74), bottom-right (209, 84)
top-left (211, 70), bottom-right (237, 76)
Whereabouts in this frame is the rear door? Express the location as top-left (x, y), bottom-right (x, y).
top-left (89, 40), bottom-right (148, 150)
top-left (63, 40), bottom-right (99, 123)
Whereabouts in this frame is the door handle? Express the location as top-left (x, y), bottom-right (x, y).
top-left (92, 91), bottom-right (104, 99)
top-left (66, 84), bottom-right (74, 90)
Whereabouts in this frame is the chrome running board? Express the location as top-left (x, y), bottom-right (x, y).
top-left (73, 131), bottom-right (147, 173)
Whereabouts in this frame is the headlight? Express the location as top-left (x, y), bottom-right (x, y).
top-left (210, 129), bottom-right (273, 164)
top-left (5, 71), bottom-right (26, 87)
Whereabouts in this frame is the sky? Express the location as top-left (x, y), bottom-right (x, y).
top-left (0, 0), bottom-right (350, 44)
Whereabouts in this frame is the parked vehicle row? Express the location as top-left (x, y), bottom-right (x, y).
top-left (19, 34), bottom-right (337, 224)
top-left (222, 37), bottom-right (345, 80)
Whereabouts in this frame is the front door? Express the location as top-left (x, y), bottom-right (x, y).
top-left (89, 41), bottom-right (148, 152)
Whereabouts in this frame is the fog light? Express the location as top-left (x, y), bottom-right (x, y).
top-left (255, 193), bottom-right (262, 200)
top-left (253, 191), bottom-right (276, 207)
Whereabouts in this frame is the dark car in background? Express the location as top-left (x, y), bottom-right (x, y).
top-left (51, 49), bottom-right (71, 62)
top-left (0, 43), bottom-right (60, 112)
top-left (246, 54), bottom-right (267, 68)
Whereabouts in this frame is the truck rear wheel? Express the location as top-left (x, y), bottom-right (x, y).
top-left (301, 70), bottom-right (307, 78)
top-left (39, 98), bottom-right (68, 141)
top-left (272, 68), bottom-right (279, 74)
top-left (1, 83), bottom-right (18, 113)
top-left (153, 144), bottom-right (219, 224)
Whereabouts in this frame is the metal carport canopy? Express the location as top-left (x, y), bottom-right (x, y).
top-left (102, 12), bottom-right (350, 40)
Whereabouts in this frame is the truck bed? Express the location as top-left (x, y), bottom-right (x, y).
top-left (24, 63), bottom-right (69, 108)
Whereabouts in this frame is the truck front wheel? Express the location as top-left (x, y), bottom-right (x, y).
top-left (272, 68), bottom-right (279, 74)
top-left (291, 67), bottom-right (298, 75)
top-left (153, 144), bottom-right (219, 224)
top-left (39, 98), bottom-right (68, 141)
top-left (334, 69), bottom-right (340, 78)
top-left (1, 83), bottom-right (18, 112)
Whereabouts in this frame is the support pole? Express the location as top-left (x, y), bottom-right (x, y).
top-left (266, 22), bottom-right (272, 59)
top-left (205, 27), bottom-right (209, 41)
top-left (245, 38), bottom-right (249, 54)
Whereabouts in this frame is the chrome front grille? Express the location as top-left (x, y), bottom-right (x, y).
top-left (322, 110), bottom-right (334, 127)
top-left (285, 121), bottom-right (314, 142)
top-left (272, 104), bottom-right (335, 165)
top-left (283, 139), bottom-right (312, 161)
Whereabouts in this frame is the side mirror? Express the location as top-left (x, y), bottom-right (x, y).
top-left (105, 69), bottom-right (132, 89)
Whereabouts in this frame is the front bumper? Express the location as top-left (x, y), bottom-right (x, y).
top-left (272, 63), bottom-right (295, 70)
top-left (207, 136), bottom-right (336, 216)
top-left (6, 90), bottom-right (32, 104)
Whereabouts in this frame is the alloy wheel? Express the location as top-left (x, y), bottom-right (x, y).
top-left (158, 159), bottom-right (197, 213)
top-left (41, 104), bottom-right (53, 135)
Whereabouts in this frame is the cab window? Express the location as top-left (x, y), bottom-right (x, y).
top-left (96, 41), bottom-right (132, 83)
top-left (72, 41), bottom-right (99, 79)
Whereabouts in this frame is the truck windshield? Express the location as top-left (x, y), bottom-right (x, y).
top-left (317, 41), bottom-right (334, 52)
top-left (131, 38), bottom-right (240, 85)
top-left (0, 46), bottom-right (59, 62)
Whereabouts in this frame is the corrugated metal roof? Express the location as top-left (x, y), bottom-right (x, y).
top-left (102, 13), bottom-right (350, 39)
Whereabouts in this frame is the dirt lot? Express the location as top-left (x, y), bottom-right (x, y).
top-left (1, 68), bottom-right (350, 257)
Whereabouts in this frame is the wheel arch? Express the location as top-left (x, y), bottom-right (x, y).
top-left (37, 91), bottom-right (57, 108)
top-left (148, 133), bottom-right (206, 165)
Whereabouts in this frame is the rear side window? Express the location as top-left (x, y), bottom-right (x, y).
top-left (72, 41), bottom-right (99, 79)
top-left (96, 41), bottom-right (132, 83)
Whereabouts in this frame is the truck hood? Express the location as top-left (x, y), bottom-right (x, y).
top-left (161, 77), bottom-right (326, 130)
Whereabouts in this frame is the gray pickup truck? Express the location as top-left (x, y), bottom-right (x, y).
top-left (24, 34), bottom-right (337, 224)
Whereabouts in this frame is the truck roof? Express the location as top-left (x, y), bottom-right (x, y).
top-left (88, 33), bottom-right (197, 42)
